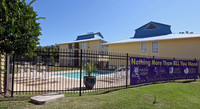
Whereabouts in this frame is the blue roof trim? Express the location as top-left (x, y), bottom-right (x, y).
top-left (135, 21), bottom-right (171, 31)
top-left (95, 32), bottom-right (104, 39)
top-left (76, 34), bottom-right (94, 40)
top-left (76, 32), bottom-right (103, 40)
top-left (133, 21), bottom-right (172, 38)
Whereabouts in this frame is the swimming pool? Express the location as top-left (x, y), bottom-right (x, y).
top-left (55, 70), bottom-right (114, 79)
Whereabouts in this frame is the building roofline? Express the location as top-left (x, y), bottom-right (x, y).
top-left (78, 32), bottom-right (102, 37)
top-left (78, 32), bottom-right (96, 37)
top-left (57, 38), bottom-right (107, 45)
top-left (135, 21), bottom-right (171, 31)
top-left (103, 33), bottom-right (200, 45)
top-left (76, 32), bottom-right (104, 40)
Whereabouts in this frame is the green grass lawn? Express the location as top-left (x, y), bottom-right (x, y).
top-left (1, 80), bottom-right (200, 109)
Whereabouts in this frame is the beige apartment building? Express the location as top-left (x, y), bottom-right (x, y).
top-left (58, 32), bottom-right (108, 67)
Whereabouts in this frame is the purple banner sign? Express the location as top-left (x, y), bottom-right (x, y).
top-left (130, 57), bottom-right (199, 85)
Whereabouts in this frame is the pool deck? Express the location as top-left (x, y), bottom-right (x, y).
top-left (12, 70), bottom-right (130, 92)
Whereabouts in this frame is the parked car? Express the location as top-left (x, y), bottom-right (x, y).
top-left (108, 65), bottom-right (116, 70)
top-left (35, 62), bottom-right (44, 66)
top-left (46, 62), bottom-right (55, 66)
top-left (21, 61), bottom-right (29, 65)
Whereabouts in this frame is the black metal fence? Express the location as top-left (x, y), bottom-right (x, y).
top-left (5, 48), bottom-right (131, 96)
top-left (3, 48), bottom-right (200, 97)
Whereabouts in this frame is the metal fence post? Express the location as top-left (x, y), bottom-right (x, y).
top-left (173, 57), bottom-right (175, 81)
top-left (126, 53), bottom-right (128, 89)
top-left (153, 56), bottom-right (155, 84)
top-left (79, 49), bottom-right (82, 96)
top-left (11, 55), bottom-right (15, 97)
top-left (4, 55), bottom-right (9, 95)
top-left (194, 58), bottom-right (197, 81)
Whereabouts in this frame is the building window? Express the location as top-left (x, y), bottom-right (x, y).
top-left (98, 51), bottom-right (104, 54)
top-left (146, 24), bottom-right (158, 30)
top-left (81, 42), bottom-right (86, 48)
top-left (68, 51), bottom-right (72, 56)
top-left (68, 44), bottom-right (72, 49)
top-left (152, 41), bottom-right (158, 53)
top-left (82, 50), bottom-right (86, 56)
top-left (141, 42), bottom-right (147, 53)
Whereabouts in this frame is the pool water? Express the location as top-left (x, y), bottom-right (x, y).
top-left (55, 70), bottom-right (114, 79)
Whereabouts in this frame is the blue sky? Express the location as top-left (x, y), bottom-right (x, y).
top-left (30, 0), bottom-right (200, 46)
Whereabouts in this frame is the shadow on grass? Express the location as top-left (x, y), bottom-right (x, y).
top-left (172, 79), bottom-right (196, 83)
top-left (91, 79), bottom-right (198, 96)
top-left (28, 100), bottom-right (42, 105)
top-left (63, 79), bottom-right (198, 97)
top-left (0, 79), bottom-right (198, 100)
top-left (0, 96), bottom-right (31, 102)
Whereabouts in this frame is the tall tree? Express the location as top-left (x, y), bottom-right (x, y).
top-left (36, 45), bottom-right (59, 63)
top-left (0, 0), bottom-right (44, 56)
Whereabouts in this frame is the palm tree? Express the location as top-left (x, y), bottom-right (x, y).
top-left (82, 63), bottom-right (97, 77)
